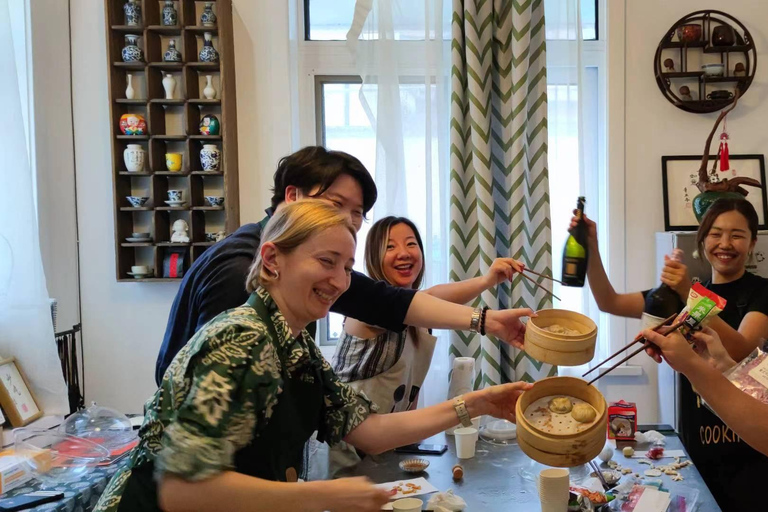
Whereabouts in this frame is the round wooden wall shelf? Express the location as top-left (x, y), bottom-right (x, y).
top-left (654, 10), bottom-right (756, 114)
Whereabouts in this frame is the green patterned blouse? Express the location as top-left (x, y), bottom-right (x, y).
top-left (94, 287), bottom-right (375, 512)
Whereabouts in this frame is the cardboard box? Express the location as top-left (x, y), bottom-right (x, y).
top-left (0, 449), bottom-right (35, 494)
top-left (607, 400), bottom-right (637, 440)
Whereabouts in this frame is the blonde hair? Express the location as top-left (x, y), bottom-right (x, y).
top-left (246, 200), bottom-right (356, 293)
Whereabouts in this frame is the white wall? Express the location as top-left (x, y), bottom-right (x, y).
top-left (597, 0), bottom-right (768, 423)
top-left (68, 0), bottom-right (296, 412)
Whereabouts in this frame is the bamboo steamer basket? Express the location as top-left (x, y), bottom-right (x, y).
top-left (515, 376), bottom-right (607, 467)
top-left (525, 309), bottom-right (597, 366)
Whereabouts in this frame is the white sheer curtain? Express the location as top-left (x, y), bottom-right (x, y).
top-left (0, 0), bottom-right (69, 416)
top-left (545, 0), bottom-right (608, 374)
top-left (347, 0), bottom-right (452, 407)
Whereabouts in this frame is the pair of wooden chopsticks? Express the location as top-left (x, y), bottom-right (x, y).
top-left (582, 313), bottom-right (682, 385)
top-left (519, 268), bottom-right (563, 301)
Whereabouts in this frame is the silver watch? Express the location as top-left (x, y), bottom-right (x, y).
top-left (469, 306), bottom-right (482, 333)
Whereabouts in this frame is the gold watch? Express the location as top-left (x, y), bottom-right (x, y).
top-left (453, 395), bottom-right (472, 427)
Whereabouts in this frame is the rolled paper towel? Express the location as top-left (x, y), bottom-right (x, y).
top-left (446, 357), bottom-right (475, 435)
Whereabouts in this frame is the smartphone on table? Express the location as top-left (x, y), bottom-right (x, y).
top-left (0, 491), bottom-right (64, 511)
top-left (394, 443), bottom-right (448, 455)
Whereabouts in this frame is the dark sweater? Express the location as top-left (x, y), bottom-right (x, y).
top-left (155, 214), bottom-right (417, 385)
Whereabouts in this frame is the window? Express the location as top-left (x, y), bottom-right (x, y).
top-left (302, 0), bottom-right (606, 350)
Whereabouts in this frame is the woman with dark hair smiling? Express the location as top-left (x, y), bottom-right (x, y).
top-left (572, 198), bottom-right (768, 508)
top-left (329, 216), bottom-right (524, 472)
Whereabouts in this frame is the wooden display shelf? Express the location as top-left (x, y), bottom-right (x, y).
top-left (660, 71), bottom-right (703, 78)
top-left (111, 25), bottom-right (144, 32)
top-left (149, 99), bottom-right (186, 105)
top-left (119, 206), bottom-right (153, 211)
top-left (117, 135), bottom-right (149, 140)
top-left (703, 44), bottom-right (753, 54)
top-left (148, 62), bottom-right (184, 71)
top-left (189, 135), bottom-right (222, 141)
top-left (114, 62), bottom-right (146, 70)
top-left (188, 99), bottom-right (221, 106)
top-left (702, 76), bottom-right (747, 83)
top-left (146, 25), bottom-right (182, 35)
top-left (186, 62), bottom-right (220, 71)
top-left (106, 0), bottom-right (239, 282)
top-left (659, 40), bottom-right (707, 49)
top-left (185, 27), bottom-right (219, 34)
top-left (151, 135), bottom-right (187, 141)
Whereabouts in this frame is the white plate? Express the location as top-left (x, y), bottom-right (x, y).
top-left (127, 271), bottom-right (152, 278)
top-left (125, 237), bottom-right (152, 242)
top-left (164, 200), bottom-right (187, 206)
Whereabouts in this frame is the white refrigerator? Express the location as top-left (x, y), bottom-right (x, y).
top-left (654, 231), bottom-right (768, 429)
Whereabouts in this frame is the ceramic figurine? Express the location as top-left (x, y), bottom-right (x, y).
top-left (679, 85), bottom-right (692, 102)
top-left (214, 230), bottom-right (226, 242)
top-left (199, 114), bottom-right (220, 135)
top-left (123, 0), bottom-right (141, 26)
top-left (200, 144), bottom-right (221, 171)
top-left (162, 74), bottom-right (176, 99)
top-left (119, 113), bottom-right (147, 135)
top-left (164, 39), bottom-right (182, 62)
top-left (125, 74), bottom-right (136, 99)
top-left (201, 2), bottom-right (217, 27)
top-left (121, 34), bottom-right (143, 62)
top-left (663, 58), bottom-right (674, 72)
top-left (199, 32), bottom-right (219, 63)
top-left (734, 62), bottom-right (746, 76)
top-left (171, 219), bottom-right (190, 243)
top-left (162, 0), bottom-right (178, 26)
top-left (123, 144), bottom-right (145, 172)
top-left (203, 75), bottom-right (217, 99)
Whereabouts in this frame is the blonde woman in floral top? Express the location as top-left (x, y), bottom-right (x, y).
top-left (95, 201), bottom-right (533, 512)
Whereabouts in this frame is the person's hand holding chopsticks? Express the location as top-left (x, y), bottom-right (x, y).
top-left (484, 257), bottom-right (526, 287)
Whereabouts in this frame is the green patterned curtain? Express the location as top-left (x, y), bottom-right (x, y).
top-left (449, 0), bottom-right (555, 387)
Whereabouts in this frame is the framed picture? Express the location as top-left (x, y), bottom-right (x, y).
top-left (0, 358), bottom-right (43, 427)
top-left (662, 154), bottom-right (768, 231)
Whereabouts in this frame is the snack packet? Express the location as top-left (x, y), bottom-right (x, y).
top-left (723, 340), bottom-right (768, 404)
top-left (675, 283), bottom-right (727, 343)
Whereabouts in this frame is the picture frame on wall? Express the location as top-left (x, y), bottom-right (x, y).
top-left (661, 154), bottom-right (768, 231)
top-left (0, 358), bottom-right (43, 427)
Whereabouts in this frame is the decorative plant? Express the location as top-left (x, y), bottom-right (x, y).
top-left (692, 90), bottom-right (761, 221)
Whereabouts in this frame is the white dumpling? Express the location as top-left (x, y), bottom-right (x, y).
top-left (548, 396), bottom-right (573, 414)
top-left (571, 403), bottom-right (597, 423)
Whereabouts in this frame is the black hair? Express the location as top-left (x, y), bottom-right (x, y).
top-left (696, 197), bottom-right (759, 255)
top-left (270, 146), bottom-right (377, 214)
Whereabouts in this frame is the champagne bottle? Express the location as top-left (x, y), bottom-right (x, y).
top-left (562, 196), bottom-right (588, 287)
top-left (644, 249), bottom-right (684, 318)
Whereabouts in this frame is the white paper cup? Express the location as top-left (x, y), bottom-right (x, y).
top-left (537, 468), bottom-right (569, 510)
top-left (392, 497), bottom-right (423, 512)
top-left (454, 427), bottom-right (478, 459)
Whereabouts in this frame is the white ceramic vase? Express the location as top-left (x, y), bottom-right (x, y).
top-left (125, 74), bottom-right (135, 99)
top-left (162, 74), bottom-right (176, 100)
top-left (124, 144), bottom-right (145, 172)
top-left (203, 75), bottom-right (216, 99)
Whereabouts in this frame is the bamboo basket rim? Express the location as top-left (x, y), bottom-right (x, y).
top-left (527, 309), bottom-right (597, 340)
top-left (516, 376), bottom-right (607, 440)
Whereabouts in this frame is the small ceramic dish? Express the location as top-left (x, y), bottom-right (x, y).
top-left (399, 458), bottom-right (429, 473)
top-left (125, 237), bottom-right (153, 243)
top-left (126, 271), bottom-right (152, 278)
top-left (589, 469), bottom-right (622, 486)
top-left (204, 196), bottom-right (225, 207)
top-left (164, 200), bottom-right (187, 207)
top-left (126, 196), bottom-right (149, 207)
top-left (702, 63), bottom-right (724, 77)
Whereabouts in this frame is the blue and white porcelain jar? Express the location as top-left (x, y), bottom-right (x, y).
top-left (121, 34), bottom-right (144, 63)
top-left (198, 32), bottom-right (219, 63)
top-left (123, 0), bottom-right (141, 26)
top-left (162, 0), bottom-right (178, 26)
top-left (200, 144), bottom-right (221, 171)
top-left (200, 2), bottom-right (217, 27)
top-left (164, 39), bottom-right (182, 62)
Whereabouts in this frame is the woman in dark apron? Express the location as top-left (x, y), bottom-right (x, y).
top-left (94, 200), bottom-right (533, 512)
top-left (574, 198), bottom-right (768, 508)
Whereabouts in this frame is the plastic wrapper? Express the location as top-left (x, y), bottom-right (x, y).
top-left (677, 283), bottom-right (727, 342)
top-left (426, 490), bottom-right (467, 512)
top-left (707, 340), bottom-right (768, 412)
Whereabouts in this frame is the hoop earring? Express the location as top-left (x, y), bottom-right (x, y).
top-left (272, 269), bottom-right (280, 279)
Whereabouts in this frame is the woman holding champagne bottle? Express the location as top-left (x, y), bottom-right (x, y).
top-left (570, 198), bottom-right (768, 508)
